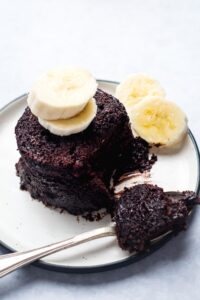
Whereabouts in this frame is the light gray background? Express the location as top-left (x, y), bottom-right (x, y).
top-left (0, 0), bottom-right (200, 299)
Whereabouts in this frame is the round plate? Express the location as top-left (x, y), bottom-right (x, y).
top-left (0, 80), bottom-right (199, 273)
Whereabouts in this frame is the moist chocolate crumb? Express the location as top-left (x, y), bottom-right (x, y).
top-left (115, 184), bottom-right (199, 253)
top-left (114, 138), bottom-right (157, 180)
top-left (82, 210), bottom-right (108, 222)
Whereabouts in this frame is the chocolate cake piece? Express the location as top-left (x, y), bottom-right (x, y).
top-left (15, 89), bottom-right (150, 215)
top-left (115, 184), bottom-right (199, 253)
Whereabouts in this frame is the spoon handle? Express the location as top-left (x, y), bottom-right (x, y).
top-left (0, 226), bottom-right (116, 277)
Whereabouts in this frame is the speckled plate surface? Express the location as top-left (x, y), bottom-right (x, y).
top-left (0, 80), bottom-right (199, 273)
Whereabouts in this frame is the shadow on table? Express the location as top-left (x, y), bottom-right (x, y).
top-left (0, 211), bottom-right (197, 298)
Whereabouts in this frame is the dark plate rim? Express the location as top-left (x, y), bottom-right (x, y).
top-left (0, 79), bottom-right (200, 274)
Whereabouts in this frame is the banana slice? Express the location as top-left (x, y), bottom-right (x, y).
top-left (38, 98), bottom-right (97, 136)
top-left (130, 96), bottom-right (187, 147)
top-left (28, 67), bottom-right (97, 120)
top-left (116, 74), bottom-right (165, 109)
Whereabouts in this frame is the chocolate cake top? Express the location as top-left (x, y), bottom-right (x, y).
top-left (115, 184), bottom-right (199, 253)
top-left (15, 89), bottom-right (130, 169)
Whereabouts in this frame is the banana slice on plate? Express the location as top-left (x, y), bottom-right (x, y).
top-left (28, 67), bottom-right (97, 120)
top-left (116, 74), bottom-right (165, 109)
top-left (130, 96), bottom-right (188, 147)
top-left (38, 98), bottom-right (97, 136)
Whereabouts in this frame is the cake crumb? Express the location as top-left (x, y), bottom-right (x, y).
top-left (82, 210), bottom-right (108, 222)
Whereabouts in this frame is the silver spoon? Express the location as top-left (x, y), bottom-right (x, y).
top-left (0, 190), bottom-right (196, 277)
top-left (0, 225), bottom-right (116, 277)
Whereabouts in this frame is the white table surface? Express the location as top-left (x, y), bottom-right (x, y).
top-left (0, 0), bottom-right (200, 299)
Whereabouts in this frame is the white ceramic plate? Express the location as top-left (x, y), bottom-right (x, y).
top-left (0, 80), bottom-right (199, 273)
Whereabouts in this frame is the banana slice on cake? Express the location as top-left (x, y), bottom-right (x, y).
top-left (28, 67), bottom-right (97, 120)
top-left (38, 98), bottom-right (97, 136)
top-left (116, 74), bottom-right (165, 109)
top-left (130, 96), bottom-right (188, 147)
